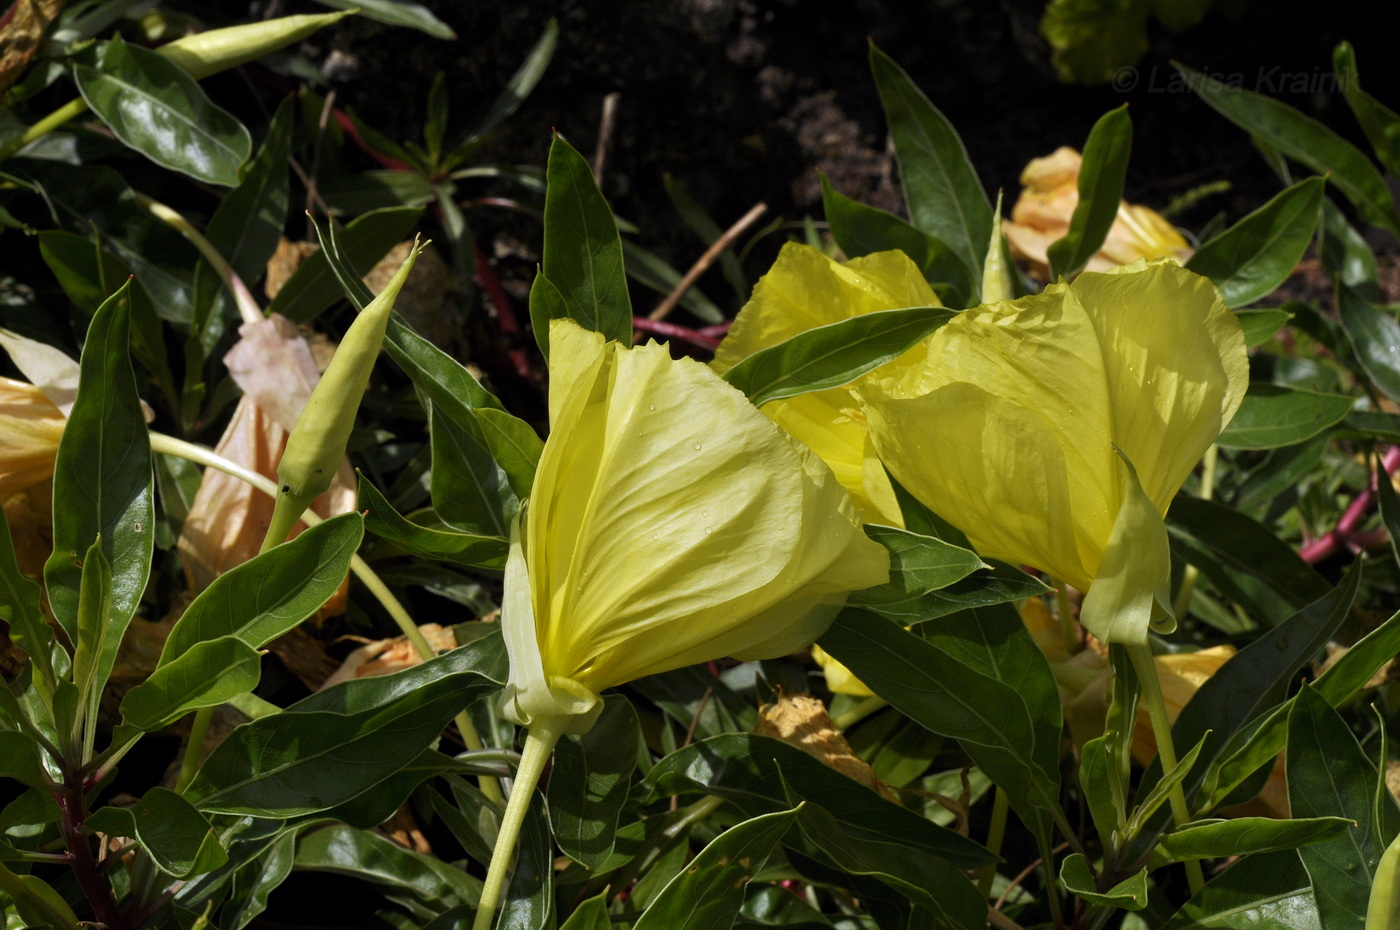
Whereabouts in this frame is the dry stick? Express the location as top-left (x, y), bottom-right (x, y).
top-left (592, 91), bottom-right (621, 186)
top-left (648, 202), bottom-right (768, 322)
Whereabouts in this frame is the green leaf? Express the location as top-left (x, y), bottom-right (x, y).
top-left (120, 636), bottom-right (263, 732)
top-left (1, 505), bottom-right (55, 689)
top-left (1215, 384), bottom-right (1353, 449)
top-left (1125, 732), bottom-right (1209, 842)
top-left (358, 478), bottom-right (507, 569)
top-left (1334, 42), bottom-right (1400, 178)
top-left (0, 731), bottom-right (52, 788)
top-left (429, 405), bottom-right (519, 538)
top-left (1187, 177), bottom-right (1324, 308)
top-left (645, 733), bottom-right (993, 871)
top-left (632, 808), bottom-right (797, 930)
top-left (1157, 816), bottom-right (1352, 863)
top-left (820, 175), bottom-right (975, 308)
top-left (1236, 308), bottom-right (1295, 348)
top-left (1177, 61), bottom-right (1400, 234)
top-left (537, 133), bottom-right (632, 356)
top-left (293, 824), bottom-right (482, 917)
top-left (1048, 105), bottom-right (1132, 280)
top-left (1320, 199), bottom-right (1381, 298)
top-left (869, 43), bottom-right (990, 290)
top-left (265, 207), bottom-right (423, 324)
top-left (310, 0), bottom-right (455, 39)
top-left (1338, 285), bottom-right (1400, 404)
top-left (86, 787), bottom-right (227, 878)
top-left (159, 513), bottom-right (364, 663)
top-left (462, 19), bottom-right (559, 150)
top-left (1039, 0), bottom-right (1149, 85)
top-left (558, 894), bottom-right (610, 930)
top-left (850, 525), bottom-right (986, 602)
top-left (1378, 458), bottom-right (1400, 571)
top-left (73, 39), bottom-right (251, 186)
top-left (1060, 853), bottom-right (1148, 910)
top-left (548, 695), bottom-right (639, 869)
top-left (1288, 683), bottom-right (1395, 929)
top-left (1160, 850), bottom-right (1318, 929)
top-left (189, 639), bottom-right (505, 817)
top-left (500, 794), bottom-right (555, 930)
top-left (818, 605), bottom-right (1061, 846)
top-left (384, 314), bottom-right (504, 412)
top-left (1167, 496), bottom-right (1331, 624)
top-left (1079, 734), bottom-right (1125, 853)
top-left (721, 307), bottom-right (954, 407)
top-left (44, 281), bottom-right (153, 682)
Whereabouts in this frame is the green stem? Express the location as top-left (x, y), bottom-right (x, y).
top-left (471, 717), bottom-right (567, 930)
top-left (1126, 643), bottom-right (1204, 895)
top-left (175, 707), bottom-right (214, 795)
top-left (134, 194), bottom-right (262, 325)
top-left (1053, 579), bottom-right (1076, 656)
top-left (148, 431), bottom-right (505, 806)
top-left (978, 786), bottom-right (1010, 899)
top-left (1172, 444), bottom-right (1219, 619)
top-left (830, 695), bottom-right (888, 730)
top-left (0, 97), bottom-right (90, 163)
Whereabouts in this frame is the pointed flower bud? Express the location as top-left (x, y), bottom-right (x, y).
top-left (157, 11), bottom-right (354, 80)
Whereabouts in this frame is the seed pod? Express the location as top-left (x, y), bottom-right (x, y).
top-left (157, 11), bottom-right (353, 80)
top-left (1368, 829), bottom-right (1400, 930)
top-left (263, 239), bottom-right (425, 551)
top-left (981, 191), bottom-right (1015, 304)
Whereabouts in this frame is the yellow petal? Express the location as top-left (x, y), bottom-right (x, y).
top-left (499, 320), bottom-right (889, 727)
top-left (1131, 645), bottom-right (1236, 764)
top-left (812, 645), bottom-right (875, 698)
top-left (0, 376), bottom-right (65, 500)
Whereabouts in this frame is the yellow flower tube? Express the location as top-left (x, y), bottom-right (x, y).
top-left (475, 319), bottom-right (888, 930)
top-left (859, 259), bottom-right (1247, 646)
top-left (0, 377), bottom-right (66, 500)
top-left (711, 242), bottom-right (943, 527)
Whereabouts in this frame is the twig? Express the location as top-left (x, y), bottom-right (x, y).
top-left (1301, 445), bottom-right (1400, 563)
top-left (995, 841), bottom-right (1069, 910)
top-left (593, 92), bottom-right (621, 186)
top-left (630, 317), bottom-right (721, 352)
top-left (649, 202), bottom-right (767, 321)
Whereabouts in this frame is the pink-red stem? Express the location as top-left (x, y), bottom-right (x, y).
top-left (1300, 446), bottom-right (1400, 563)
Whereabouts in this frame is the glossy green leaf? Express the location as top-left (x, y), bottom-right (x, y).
top-left (548, 695), bottom-right (639, 869)
top-left (310, 0), bottom-right (455, 39)
top-left (558, 894), bottom-right (610, 930)
top-left (1178, 62), bottom-right (1400, 234)
top-left (1237, 308), bottom-right (1294, 348)
top-left (1167, 496), bottom-right (1331, 624)
top-left (189, 639), bottom-right (505, 817)
top-left (429, 405), bottom-right (518, 538)
top-left (0, 731), bottom-right (52, 788)
top-left (722, 307), bottom-right (954, 407)
top-left (1203, 606), bottom-right (1400, 812)
top-left (120, 636), bottom-right (262, 732)
top-left (537, 133), bottom-right (632, 357)
top-left (785, 791), bottom-right (985, 929)
top-left (1060, 853), bottom-right (1147, 910)
top-left (1341, 411), bottom-right (1400, 442)
top-left (384, 314), bottom-right (504, 413)
top-left (358, 478), bottom-right (507, 569)
top-left (1079, 733), bottom-right (1124, 853)
top-left (1338, 286), bottom-right (1400, 404)
top-left (1160, 850), bottom-right (1319, 929)
top-left (265, 207), bottom-right (423, 324)
top-left (1288, 683), bottom-right (1395, 929)
top-left (869, 42), bottom-right (991, 289)
top-left (1047, 105), bottom-right (1132, 281)
top-left (1334, 42), bottom-right (1400, 178)
top-left (1158, 816), bottom-right (1352, 863)
top-left (1377, 458), bottom-right (1400, 570)
top-left (86, 787), bottom-right (227, 878)
top-left (1216, 384), bottom-right (1353, 449)
top-left (1125, 732), bottom-right (1209, 842)
top-left (73, 39), bottom-right (251, 186)
top-left (818, 605), bottom-right (1061, 845)
top-left (217, 830), bottom-right (297, 930)
top-left (159, 513), bottom-right (364, 663)
top-left (293, 824), bottom-right (481, 917)
top-left (1, 506), bottom-right (55, 689)
top-left (1320, 199), bottom-right (1381, 297)
top-left (45, 281), bottom-right (153, 694)
top-left (850, 525), bottom-right (986, 605)
top-left (645, 733), bottom-right (993, 871)
top-left (1188, 177), bottom-right (1324, 308)
top-left (820, 175), bottom-right (975, 307)
top-left (631, 808), bottom-right (797, 930)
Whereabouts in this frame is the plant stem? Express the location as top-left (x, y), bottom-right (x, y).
top-left (59, 780), bottom-right (126, 930)
top-left (134, 194), bottom-right (262, 325)
top-left (0, 97), bottom-right (90, 162)
top-left (1125, 643), bottom-right (1204, 895)
top-left (978, 786), bottom-right (1010, 899)
top-left (1172, 444), bottom-right (1219, 618)
top-left (830, 695), bottom-right (888, 730)
top-left (471, 717), bottom-right (566, 930)
top-left (1053, 579), bottom-right (1077, 655)
top-left (176, 706), bottom-right (214, 794)
top-left (147, 431), bottom-right (505, 805)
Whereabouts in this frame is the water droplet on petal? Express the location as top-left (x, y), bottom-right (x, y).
top-left (648, 404), bottom-right (655, 410)
top-left (692, 442), bottom-right (702, 450)
top-left (704, 526), bottom-right (713, 535)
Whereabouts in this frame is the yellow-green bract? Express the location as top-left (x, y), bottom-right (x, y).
top-left (157, 11), bottom-right (354, 80)
top-left (497, 319), bottom-right (890, 732)
top-left (858, 259), bottom-right (1247, 645)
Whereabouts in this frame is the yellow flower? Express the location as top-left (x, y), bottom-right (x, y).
top-left (812, 644), bottom-right (875, 698)
top-left (1003, 147), bottom-right (1192, 280)
top-left (712, 242), bottom-right (943, 527)
top-left (0, 376), bottom-right (65, 501)
top-left (499, 320), bottom-right (890, 731)
top-left (858, 260), bottom-right (1247, 644)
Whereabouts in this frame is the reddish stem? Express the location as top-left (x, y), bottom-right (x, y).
top-left (631, 317), bottom-right (721, 352)
top-left (1300, 446), bottom-right (1400, 563)
top-left (475, 248), bottom-right (536, 381)
top-left (330, 111), bottom-right (412, 172)
top-left (59, 785), bottom-right (126, 930)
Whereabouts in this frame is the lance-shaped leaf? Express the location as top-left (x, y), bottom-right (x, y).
top-left (86, 787), bottom-right (227, 878)
top-left (722, 306), bottom-right (954, 407)
top-left (1188, 177), bottom-right (1324, 308)
top-left (1061, 854), bottom-right (1147, 910)
top-left (120, 636), bottom-right (263, 732)
top-left (1159, 850), bottom-right (1318, 929)
top-left (547, 695), bottom-right (639, 869)
top-left (1339, 285), bottom-right (1400, 404)
top-left (1, 507), bottom-right (55, 689)
top-left (1156, 816), bottom-right (1353, 864)
top-left (1334, 42), bottom-right (1400, 178)
top-left (293, 824), bottom-right (482, 918)
top-left (73, 39), bottom-right (251, 186)
top-left (1216, 384), bottom-right (1353, 450)
top-left (1237, 308), bottom-right (1294, 347)
top-left (1048, 105), bottom-right (1132, 281)
top-left (358, 477), bottom-right (507, 569)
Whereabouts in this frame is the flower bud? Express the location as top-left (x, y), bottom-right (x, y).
top-left (157, 11), bottom-right (353, 80)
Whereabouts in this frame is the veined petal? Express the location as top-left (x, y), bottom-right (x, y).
top-left (1079, 452), bottom-right (1174, 646)
top-left (0, 376), bottom-right (65, 499)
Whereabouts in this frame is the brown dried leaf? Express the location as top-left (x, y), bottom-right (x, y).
top-left (0, 0), bottom-right (65, 97)
top-left (320, 623), bottom-right (460, 690)
top-left (756, 691), bottom-right (897, 801)
top-left (264, 238), bottom-right (319, 301)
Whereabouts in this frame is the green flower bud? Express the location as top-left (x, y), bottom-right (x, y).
top-left (263, 239), bottom-right (425, 551)
top-left (1368, 829), bottom-right (1400, 930)
top-left (157, 11), bottom-right (354, 80)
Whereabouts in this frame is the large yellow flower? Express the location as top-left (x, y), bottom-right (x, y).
top-left (712, 242), bottom-right (943, 527)
top-left (499, 319), bottom-right (890, 730)
top-left (0, 377), bottom-right (65, 501)
top-left (858, 260), bottom-right (1247, 644)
